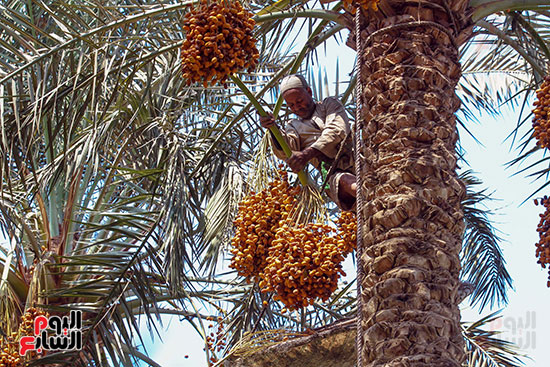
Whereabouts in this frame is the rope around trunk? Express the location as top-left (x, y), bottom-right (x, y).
top-left (363, 20), bottom-right (457, 48)
top-left (354, 6), bottom-right (365, 367)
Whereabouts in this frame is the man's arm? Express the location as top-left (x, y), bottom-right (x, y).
top-left (310, 97), bottom-right (350, 159)
top-left (286, 146), bottom-right (328, 173)
top-left (258, 112), bottom-right (300, 161)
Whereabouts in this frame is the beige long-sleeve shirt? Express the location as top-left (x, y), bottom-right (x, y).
top-left (270, 97), bottom-right (354, 173)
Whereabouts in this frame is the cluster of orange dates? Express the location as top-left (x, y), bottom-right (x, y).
top-left (181, 0), bottom-right (259, 87)
top-left (533, 75), bottom-right (550, 149)
top-left (230, 171), bottom-right (300, 279)
top-left (0, 307), bottom-right (48, 367)
top-left (337, 211), bottom-right (357, 254)
top-left (0, 337), bottom-right (20, 367)
top-left (261, 215), bottom-right (356, 310)
top-left (230, 172), bottom-right (357, 310)
top-left (205, 316), bottom-right (226, 366)
top-left (534, 196), bottom-right (550, 287)
top-left (533, 76), bottom-right (550, 287)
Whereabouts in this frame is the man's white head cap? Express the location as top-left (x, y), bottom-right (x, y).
top-left (279, 74), bottom-right (309, 94)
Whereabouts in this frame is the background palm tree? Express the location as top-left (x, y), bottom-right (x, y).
top-left (0, 0), bottom-right (548, 366)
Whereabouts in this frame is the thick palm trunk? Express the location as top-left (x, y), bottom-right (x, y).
top-left (356, 1), bottom-right (470, 365)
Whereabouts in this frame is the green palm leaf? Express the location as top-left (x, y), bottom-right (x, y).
top-left (460, 171), bottom-right (513, 311)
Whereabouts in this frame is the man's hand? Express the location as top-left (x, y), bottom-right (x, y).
top-left (259, 112), bottom-right (276, 129)
top-left (287, 151), bottom-right (310, 172)
top-left (287, 147), bottom-right (324, 172)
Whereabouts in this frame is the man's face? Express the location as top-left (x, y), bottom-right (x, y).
top-left (282, 88), bottom-right (316, 120)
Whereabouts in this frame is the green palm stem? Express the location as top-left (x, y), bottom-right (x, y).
top-left (230, 74), bottom-right (310, 186)
top-left (230, 5), bottom-right (346, 187)
top-left (255, 3), bottom-right (345, 135)
top-left (191, 9), bottom-right (343, 176)
top-left (0, 260), bottom-right (28, 302)
top-left (42, 117), bottom-right (61, 239)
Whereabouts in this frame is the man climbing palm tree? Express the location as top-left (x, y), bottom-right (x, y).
top-left (259, 74), bottom-right (357, 210)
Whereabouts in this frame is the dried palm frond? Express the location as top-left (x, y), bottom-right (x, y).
top-left (462, 311), bottom-right (527, 367)
top-left (221, 328), bottom-right (306, 363)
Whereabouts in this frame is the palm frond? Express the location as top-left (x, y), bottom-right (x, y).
top-left (460, 171), bottom-right (513, 311)
top-left (463, 310), bottom-right (527, 367)
top-left (459, 11), bottom-right (550, 198)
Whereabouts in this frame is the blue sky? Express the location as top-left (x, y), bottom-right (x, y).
top-left (458, 103), bottom-right (550, 366)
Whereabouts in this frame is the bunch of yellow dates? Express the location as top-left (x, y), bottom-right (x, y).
top-left (181, 0), bottom-right (259, 87)
top-left (230, 171), bottom-right (357, 310)
top-left (0, 307), bottom-right (49, 367)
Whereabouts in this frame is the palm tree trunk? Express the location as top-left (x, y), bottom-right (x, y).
top-left (356, 2), bottom-right (470, 365)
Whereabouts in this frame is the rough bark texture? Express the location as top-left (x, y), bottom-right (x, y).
top-left (224, 318), bottom-right (357, 367)
top-left (356, 1), bottom-right (471, 366)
